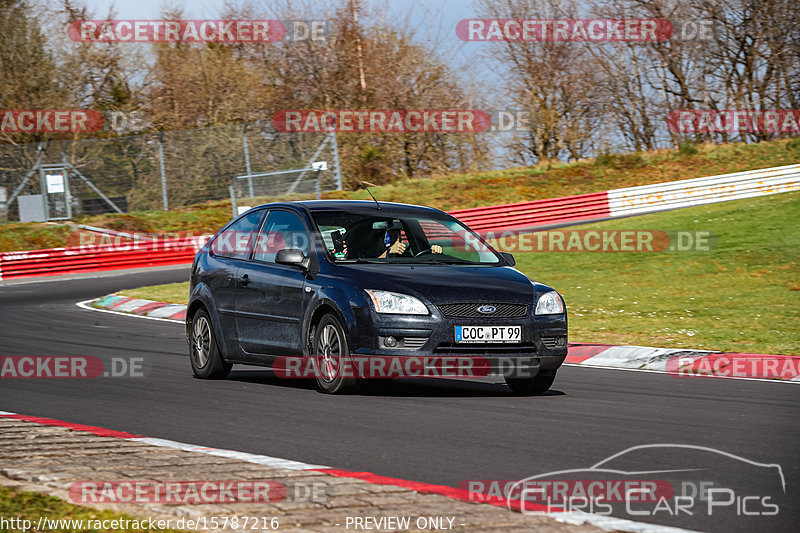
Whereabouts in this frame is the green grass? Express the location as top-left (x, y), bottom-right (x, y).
top-left (116, 191), bottom-right (800, 355)
top-left (0, 223), bottom-right (74, 252)
top-left (117, 282), bottom-right (190, 304)
top-left (0, 485), bottom-right (183, 532)
top-left (2, 137), bottom-right (799, 252)
top-left (332, 137), bottom-right (800, 211)
top-left (514, 191), bottom-right (799, 354)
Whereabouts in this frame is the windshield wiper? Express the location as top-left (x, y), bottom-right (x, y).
top-left (340, 258), bottom-right (397, 264)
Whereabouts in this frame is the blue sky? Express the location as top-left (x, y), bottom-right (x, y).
top-left (83, 0), bottom-right (477, 31)
top-left (82, 0), bottom-right (489, 83)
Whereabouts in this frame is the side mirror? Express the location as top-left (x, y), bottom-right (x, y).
top-left (499, 251), bottom-right (516, 266)
top-left (275, 248), bottom-right (310, 270)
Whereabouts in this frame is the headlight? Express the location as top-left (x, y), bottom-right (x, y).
top-left (365, 290), bottom-right (429, 315)
top-left (535, 291), bottom-right (564, 315)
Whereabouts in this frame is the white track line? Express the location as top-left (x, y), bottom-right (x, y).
top-left (76, 300), bottom-right (800, 386)
top-left (76, 299), bottom-right (183, 324)
top-left (129, 436), bottom-right (329, 470)
top-left (1, 409), bottom-right (700, 533)
top-left (563, 362), bottom-right (800, 385)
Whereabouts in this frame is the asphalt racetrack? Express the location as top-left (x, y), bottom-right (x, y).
top-left (1, 266), bottom-right (797, 532)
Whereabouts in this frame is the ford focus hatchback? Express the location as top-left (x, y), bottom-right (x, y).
top-left (186, 201), bottom-right (567, 394)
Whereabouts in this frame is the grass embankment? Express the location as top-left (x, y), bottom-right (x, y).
top-left (119, 191), bottom-right (800, 355)
top-left (119, 282), bottom-right (189, 304)
top-left (2, 137), bottom-right (799, 252)
top-left (0, 485), bottom-right (182, 533)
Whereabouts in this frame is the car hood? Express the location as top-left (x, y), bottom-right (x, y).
top-left (332, 263), bottom-right (539, 304)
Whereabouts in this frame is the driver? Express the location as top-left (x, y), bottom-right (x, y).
top-left (332, 227), bottom-right (443, 259)
top-left (378, 228), bottom-right (442, 258)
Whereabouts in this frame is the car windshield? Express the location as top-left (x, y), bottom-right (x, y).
top-left (311, 210), bottom-right (501, 265)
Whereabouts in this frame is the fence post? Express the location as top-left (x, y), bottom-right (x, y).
top-left (331, 131), bottom-right (342, 190)
top-left (243, 123), bottom-right (254, 198)
top-left (158, 132), bottom-right (168, 210)
top-left (0, 142), bottom-right (44, 219)
top-left (230, 184), bottom-right (238, 218)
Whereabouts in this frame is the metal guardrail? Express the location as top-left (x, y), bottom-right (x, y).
top-left (1, 163), bottom-right (797, 280)
top-left (606, 163), bottom-right (800, 217)
top-left (450, 191), bottom-right (610, 232)
top-left (0, 237), bottom-right (206, 280)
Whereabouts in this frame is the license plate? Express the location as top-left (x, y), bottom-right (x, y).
top-left (455, 325), bottom-right (521, 343)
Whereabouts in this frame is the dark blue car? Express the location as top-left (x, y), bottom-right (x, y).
top-left (186, 201), bottom-right (567, 394)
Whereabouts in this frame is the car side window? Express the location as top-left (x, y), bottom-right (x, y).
top-left (253, 210), bottom-right (310, 263)
top-left (210, 209), bottom-right (265, 260)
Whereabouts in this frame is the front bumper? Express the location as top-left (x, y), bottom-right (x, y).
top-left (345, 304), bottom-right (568, 377)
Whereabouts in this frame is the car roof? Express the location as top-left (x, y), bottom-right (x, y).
top-left (252, 200), bottom-right (447, 217)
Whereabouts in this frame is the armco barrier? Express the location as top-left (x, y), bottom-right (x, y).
top-left (0, 237), bottom-right (208, 280)
top-left (450, 191), bottom-right (610, 232)
top-left (607, 163), bottom-right (800, 217)
top-left (1, 163), bottom-right (798, 279)
top-left (451, 163), bottom-right (800, 233)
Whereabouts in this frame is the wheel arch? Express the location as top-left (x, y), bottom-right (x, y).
top-left (185, 282), bottom-right (230, 360)
top-left (304, 301), bottom-right (346, 354)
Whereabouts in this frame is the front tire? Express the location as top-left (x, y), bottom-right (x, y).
top-left (312, 313), bottom-right (357, 394)
top-left (505, 370), bottom-right (556, 396)
top-left (189, 309), bottom-right (232, 379)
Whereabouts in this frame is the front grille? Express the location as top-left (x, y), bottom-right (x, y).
top-left (434, 343), bottom-right (536, 355)
top-left (437, 303), bottom-right (528, 318)
top-left (401, 337), bottom-right (428, 349)
top-left (542, 336), bottom-right (567, 349)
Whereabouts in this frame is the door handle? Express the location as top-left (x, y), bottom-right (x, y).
top-left (239, 274), bottom-right (251, 286)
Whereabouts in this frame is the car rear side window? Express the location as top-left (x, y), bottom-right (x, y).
top-left (210, 209), bottom-right (265, 260)
top-left (254, 210), bottom-right (310, 263)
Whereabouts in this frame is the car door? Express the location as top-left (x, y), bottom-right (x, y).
top-left (205, 208), bottom-right (266, 351)
top-left (235, 209), bottom-right (311, 356)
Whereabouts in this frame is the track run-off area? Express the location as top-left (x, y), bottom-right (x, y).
top-left (0, 266), bottom-right (798, 533)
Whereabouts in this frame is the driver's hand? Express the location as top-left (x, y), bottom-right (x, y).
top-left (431, 245), bottom-right (443, 254)
top-left (389, 241), bottom-right (406, 255)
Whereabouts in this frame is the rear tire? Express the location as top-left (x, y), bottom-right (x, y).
top-left (189, 309), bottom-right (232, 379)
top-left (312, 313), bottom-right (358, 394)
top-left (505, 370), bottom-right (556, 396)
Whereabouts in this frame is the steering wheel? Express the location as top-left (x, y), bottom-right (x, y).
top-left (413, 249), bottom-right (434, 258)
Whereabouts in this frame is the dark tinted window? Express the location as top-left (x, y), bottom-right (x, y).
top-left (210, 209), bottom-right (265, 260)
top-left (254, 210), bottom-right (310, 263)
